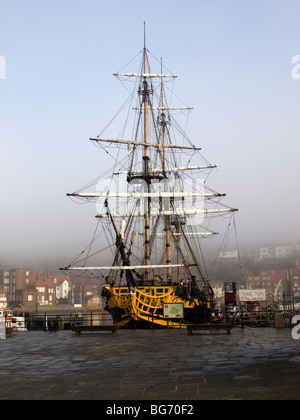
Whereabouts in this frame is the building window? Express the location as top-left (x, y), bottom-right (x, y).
top-left (28, 295), bottom-right (33, 302)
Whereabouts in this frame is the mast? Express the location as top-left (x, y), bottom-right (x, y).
top-left (160, 59), bottom-right (167, 173)
top-left (63, 28), bottom-right (239, 293)
top-left (143, 23), bottom-right (151, 282)
top-left (160, 58), bottom-right (172, 281)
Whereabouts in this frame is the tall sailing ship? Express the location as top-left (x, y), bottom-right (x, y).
top-left (61, 31), bottom-right (238, 328)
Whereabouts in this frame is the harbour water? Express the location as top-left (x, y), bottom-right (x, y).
top-left (0, 327), bottom-right (299, 400)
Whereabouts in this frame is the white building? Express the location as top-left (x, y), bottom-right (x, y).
top-left (211, 283), bottom-right (224, 299)
top-left (275, 246), bottom-right (292, 259)
top-left (0, 291), bottom-right (7, 309)
top-left (56, 280), bottom-right (70, 301)
top-left (260, 247), bottom-right (271, 259)
top-left (219, 250), bottom-right (238, 259)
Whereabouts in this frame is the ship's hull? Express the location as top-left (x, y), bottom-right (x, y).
top-left (102, 285), bottom-right (213, 329)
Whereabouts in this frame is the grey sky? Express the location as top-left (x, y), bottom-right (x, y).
top-left (1, 0), bottom-right (300, 269)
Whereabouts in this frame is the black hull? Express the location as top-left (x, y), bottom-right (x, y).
top-left (104, 304), bottom-right (212, 329)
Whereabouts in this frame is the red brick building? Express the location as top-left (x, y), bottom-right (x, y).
top-left (72, 278), bottom-right (103, 306)
top-left (15, 272), bottom-right (72, 307)
top-left (35, 280), bottom-right (57, 306)
top-left (246, 269), bottom-right (288, 299)
top-left (1, 267), bottom-right (102, 308)
top-left (290, 268), bottom-right (300, 298)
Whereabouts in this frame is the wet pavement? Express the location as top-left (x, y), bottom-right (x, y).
top-left (0, 327), bottom-right (299, 400)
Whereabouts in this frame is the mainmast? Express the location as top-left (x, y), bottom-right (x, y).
top-left (142, 24), bottom-right (151, 282)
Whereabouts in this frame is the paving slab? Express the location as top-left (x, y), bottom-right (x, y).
top-left (0, 328), bottom-right (299, 400)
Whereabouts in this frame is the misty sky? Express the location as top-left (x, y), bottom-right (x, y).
top-left (1, 0), bottom-right (300, 269)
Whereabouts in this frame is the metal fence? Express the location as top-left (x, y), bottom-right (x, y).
top-left (25, 311), bottom-right (113, 331)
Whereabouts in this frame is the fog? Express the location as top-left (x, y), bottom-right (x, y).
top-left (1, 0), bottom-right (300, 270)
